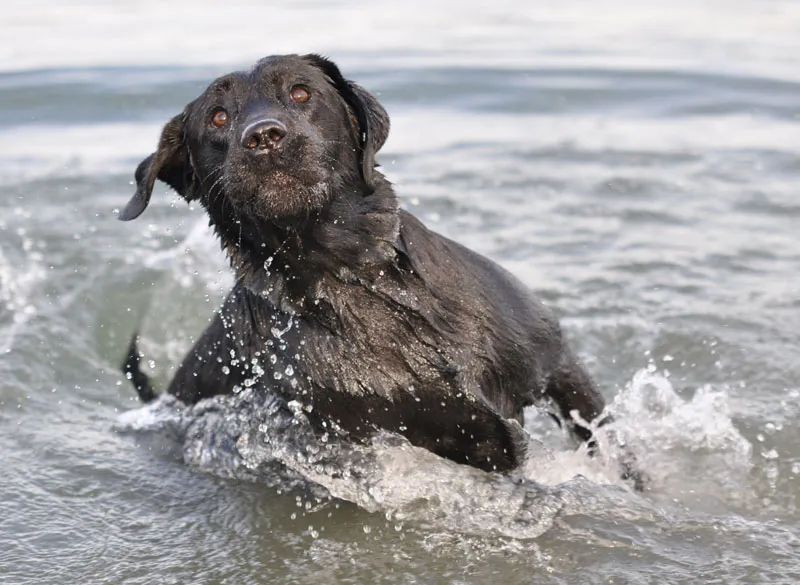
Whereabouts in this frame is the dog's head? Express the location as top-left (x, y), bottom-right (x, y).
top-left (119, 54), bottom-right (390, 223)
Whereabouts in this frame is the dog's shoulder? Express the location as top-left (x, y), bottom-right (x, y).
top-left (395, 209), bottom-right (561, 339)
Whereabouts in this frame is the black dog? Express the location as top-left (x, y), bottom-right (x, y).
top-left (121, 54), bottom-right (640, 485)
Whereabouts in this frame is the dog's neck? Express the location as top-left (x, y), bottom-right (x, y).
top-left (203, 175), bottom-right (401, 311)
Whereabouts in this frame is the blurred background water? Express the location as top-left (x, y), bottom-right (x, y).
top-left (1, 1), bottom-right (799, 583)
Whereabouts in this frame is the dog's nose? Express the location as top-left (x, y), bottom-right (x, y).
top-left (241, 119), bottom-right (287, 151)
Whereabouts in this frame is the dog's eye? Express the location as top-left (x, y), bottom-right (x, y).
top-left (210, 109), bottom-right (229, 128)
top-left (290, 85), bottom-right (310, 103)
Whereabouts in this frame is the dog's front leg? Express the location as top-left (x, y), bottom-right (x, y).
top-left (546, 349), bottom-right (648, 490)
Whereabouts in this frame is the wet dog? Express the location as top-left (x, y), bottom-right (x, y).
top-left (120, 54), bottom-right (641, 486)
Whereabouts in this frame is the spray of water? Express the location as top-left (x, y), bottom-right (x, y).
top-left (115, 360), bottom-right (754, 539)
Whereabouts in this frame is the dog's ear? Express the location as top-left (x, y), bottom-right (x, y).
top-left (304, 54), bottom-right (390, 190)
top-left (119, 111), bottom-right (193, 221)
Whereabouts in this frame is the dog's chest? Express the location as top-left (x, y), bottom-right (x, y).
top-left (239, 281), bottom-right (461, 404)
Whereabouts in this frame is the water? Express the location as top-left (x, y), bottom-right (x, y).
top-left (2, 1), bottom-right (800, 583)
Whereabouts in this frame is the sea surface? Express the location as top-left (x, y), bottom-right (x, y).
top-left (1, 1), bottom-right (799, 583)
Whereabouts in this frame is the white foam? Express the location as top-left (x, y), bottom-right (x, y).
top-left (0, 123), bottom-right (162, 184)
top-left (386, 110), bottom-right (800, 162)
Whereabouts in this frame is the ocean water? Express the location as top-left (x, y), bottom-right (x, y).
top-left (1, 1), bottom-right (799, 583)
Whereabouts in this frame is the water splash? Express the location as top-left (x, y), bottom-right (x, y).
top-left (116, 390), bottom-right (575, 539)
top-left (0, 243), bottom-right (46, 354)
top-left (598, 367), bottom-right (754, 510)
top-left (135, 219), bottom-right (231, 368)
top-left (115, 366), bottom-right (753, 538)
top-left (516, 366), bottom-right (752, 501)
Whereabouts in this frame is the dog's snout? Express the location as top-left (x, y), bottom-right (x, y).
top-left (241, 119), bottom-right (287, 151)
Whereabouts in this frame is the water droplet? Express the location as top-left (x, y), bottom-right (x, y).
top-left (285, 365), bottom-right (294, 377)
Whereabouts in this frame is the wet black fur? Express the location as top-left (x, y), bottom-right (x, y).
top-left (120, 54), bottom-right (635, 479)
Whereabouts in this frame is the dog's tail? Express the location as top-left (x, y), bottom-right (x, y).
top-left (121, 333), bottom-right (158, 403)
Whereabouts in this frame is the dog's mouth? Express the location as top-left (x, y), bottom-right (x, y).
top-left (248, 162), bottom-right (328, 193)
top-left (260, 168), bottom-right (309, 189)
top-left (223, 163), bottom-right (330, 219)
